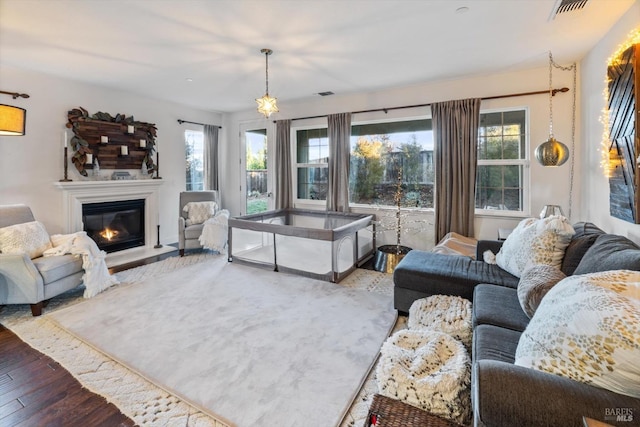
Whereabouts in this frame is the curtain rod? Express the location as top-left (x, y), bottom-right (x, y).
top-left (274, 87), bottom-right (569, 123)
top-left (177, 119), bottom-right (222, 129)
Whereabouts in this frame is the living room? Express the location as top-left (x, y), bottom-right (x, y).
top-left (1, 1), bottom-right (639, 426)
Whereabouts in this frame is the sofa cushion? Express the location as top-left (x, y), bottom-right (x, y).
top-left (32, 254), bottom-right (83, 284)
top-left (394, 251), bottom-right (519, 302)
top-left (495, 216), bottom-right (574, 278)
top-left (472, 324), bottom-right (521, 364)
top-left (560, 222), bottom-right (604, 275)
top-left (184, 223), bottom-right (205, 239)
top-left (0, 220), bottom-right (52, 259)
top-left (573, 234), bottom-right (640, 275)
top-left (472, 284), bottom-right (530, 332)
top-left (515, 270), bottom-right (640, 398)
top-left (517, 265), bottom-right (566, 318)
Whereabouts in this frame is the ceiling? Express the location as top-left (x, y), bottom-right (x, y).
top-left (0, 0), bottom-right (635, 113)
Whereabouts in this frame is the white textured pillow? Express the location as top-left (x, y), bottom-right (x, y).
top-left (183, 201), bottom-right (217, 226)
top-left (496, 216), bottom-right (574, 278)
top-left (0, 220), bottom-right (52, 259)
top-left (515, 270), bottom-right (640, 398)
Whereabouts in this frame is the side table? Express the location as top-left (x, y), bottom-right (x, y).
top-left (364, 394), bottom-right (461, 427)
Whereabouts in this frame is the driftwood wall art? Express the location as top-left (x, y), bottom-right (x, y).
top-left (66, 107), bottom-right (157, 177)
top-left (607, 44), bottom-right (639, 223)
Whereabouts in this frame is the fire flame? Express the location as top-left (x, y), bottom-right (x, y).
top-left (100, 228), bottom-right (119, 241)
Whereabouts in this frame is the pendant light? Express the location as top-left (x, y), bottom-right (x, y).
top-left (0, 90), bottom-right (29, 136)
top-left (534, 52), bottom-right (569, 167)
top-left (255, 48), bottom-right (278, 118)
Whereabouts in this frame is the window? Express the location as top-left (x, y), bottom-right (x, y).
top-left (350, 119), bottom-right (433, 207)
top-left (296, 128), bottom-right (329, 200)
top-left (475, 109), bottom-right (527, 212)
top-left (295, 120), bottom-right (434, 207)
top-left (185, 129), bottom-right (204, 191)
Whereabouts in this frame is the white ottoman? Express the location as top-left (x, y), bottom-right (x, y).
top-left (408, 295), bottom-right (472, 348)
top-left (376, 329), bottom-right (471, 425)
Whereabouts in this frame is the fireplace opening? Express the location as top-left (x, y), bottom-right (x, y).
top-left (82, 199), bottom-right (145, 253)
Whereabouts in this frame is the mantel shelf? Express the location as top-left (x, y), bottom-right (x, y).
top-left (54, 179), bottom-right (164, 191)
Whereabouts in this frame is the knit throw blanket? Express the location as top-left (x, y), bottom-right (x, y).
top-left (43, 231), bottom-right (119, 298)
top-left (199, 209), bottom-right (230, 253)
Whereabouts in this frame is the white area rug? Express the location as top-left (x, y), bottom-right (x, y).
top-left (0, 253), bottom-right (400, 427)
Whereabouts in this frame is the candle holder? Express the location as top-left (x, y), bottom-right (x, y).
top-left (59, 146), bottom-right (73, 182)
top-left (126, 125), bottom-right (135, 134)
top-left (153, 151), bottom-right (162, 179)
top-left (154, 224), bottom-right (163, 248)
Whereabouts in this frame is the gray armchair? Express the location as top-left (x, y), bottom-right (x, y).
top-left (0, 205), bottom-right (84, 316)
top-left (178, 191), bottom-right (219, 256)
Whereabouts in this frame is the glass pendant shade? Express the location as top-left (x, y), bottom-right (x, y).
top-left (0, 104), bottom-right (26, 135)
top-left (256, 93), bottom-right (278, 118)
top-left (534, 136), bottom-right (569, 167)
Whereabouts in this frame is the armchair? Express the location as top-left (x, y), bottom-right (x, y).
top-left (178, 191), bottom-right (219, 256)
top-left (0, 205), bottom-right (84, 316)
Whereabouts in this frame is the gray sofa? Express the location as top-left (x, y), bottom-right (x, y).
top-left (393, 222), bottom-right (640, 427)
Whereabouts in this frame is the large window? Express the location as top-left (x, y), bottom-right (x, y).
top-left (293, 110), bottom-right (527, 213)
top-left (185, 129), bottom-right (204, 191)
top-left (350, 119), bottom-right (433, 207)
top-left (475, 109), bottom-right (527, 212)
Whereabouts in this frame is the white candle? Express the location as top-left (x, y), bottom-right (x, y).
top-left (85, 153), bottom-right (93, 164)
top-left (139, 139), bottom-right (146, 148)
top-left (101, 135), bottom-right (108, 143)
top-left (127, 125), bottom-right (134, 134)
top-left (121, 145), bottom-right (128, 155)
top-left (63, 131), bottom-right (67, 147)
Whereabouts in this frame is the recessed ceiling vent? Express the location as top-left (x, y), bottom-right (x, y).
top-left (317, 91), bottom-right (334, 96)
top-left (550, 0), bottom-right (589, 19)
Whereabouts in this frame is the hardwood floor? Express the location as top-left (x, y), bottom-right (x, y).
top-left (0, 324), bottom-right (135, 427)
top-left (0, 251), bottom-right (182, 427)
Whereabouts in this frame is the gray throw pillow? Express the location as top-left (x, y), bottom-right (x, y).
top-left (517, 265), bottom-right (567, 318)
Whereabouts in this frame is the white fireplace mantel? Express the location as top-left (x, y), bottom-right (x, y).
top-left (54, 180), bottom-right (165, 258)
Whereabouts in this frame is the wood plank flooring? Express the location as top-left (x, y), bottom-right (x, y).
top-left (0, 250), bottom-right (181, 427)
top-left (0, 324), bottom-right (135, 427)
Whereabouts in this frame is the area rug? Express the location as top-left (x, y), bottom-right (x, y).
top-left (0, 253), bottom-right (402, 426)
top-left (40, 255), bottom-right (396, 427)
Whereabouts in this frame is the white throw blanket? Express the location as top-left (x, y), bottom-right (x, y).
top-left (43, 231), bottom-right (119, 298)
top-left (199, 209), bottom-right (230, 253)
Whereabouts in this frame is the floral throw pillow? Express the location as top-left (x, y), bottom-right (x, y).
top-left (515, 270), bottom-right (640, 398)
top-left (495, 216), bottom-right (574, 278)
top-left (0, 220), bottom-right (52, 259)
top-left (183, 201), bottom-right (217, 226)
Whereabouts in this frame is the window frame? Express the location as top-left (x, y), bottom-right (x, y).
top-left (293, 124), bottom-right (329, 206)
top-left (474, 106), bottom-right (530, 218)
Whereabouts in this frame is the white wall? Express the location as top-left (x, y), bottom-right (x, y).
top-left (0, 64), bottom-right (222, 245)
top-left (581, 3), bottom-right (640, 242)
top-left (223, 65), bottom-right (580, 250)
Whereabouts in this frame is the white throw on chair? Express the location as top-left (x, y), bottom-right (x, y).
top-left (178, 191), bottom-right (220, 256)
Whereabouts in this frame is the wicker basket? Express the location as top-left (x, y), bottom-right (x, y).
top-left (363, 394), bottom-right (462, 427)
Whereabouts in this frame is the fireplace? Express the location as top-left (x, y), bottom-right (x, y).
top-left (82, 199), bottom-right (145, 253)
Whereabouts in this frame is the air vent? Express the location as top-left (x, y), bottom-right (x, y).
top-left (317, 91), bottom-right (334, 97)
top-left (550, 0), bottom-right (589, 19)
